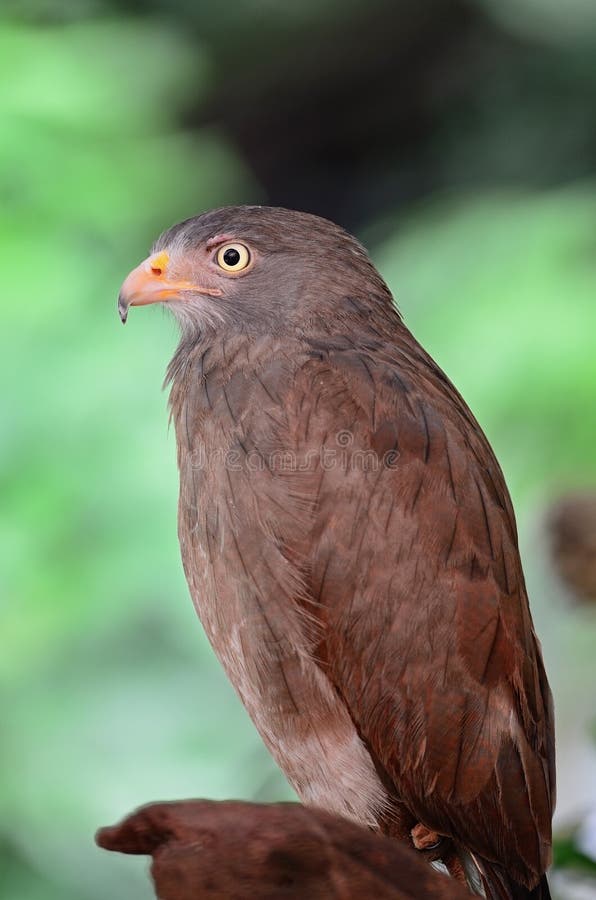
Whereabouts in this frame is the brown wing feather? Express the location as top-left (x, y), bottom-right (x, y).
top-left (271, 334), bottom-right (554, 889)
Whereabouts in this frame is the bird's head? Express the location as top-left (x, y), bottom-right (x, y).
top-left (117, 206), bottom-right (394, 337)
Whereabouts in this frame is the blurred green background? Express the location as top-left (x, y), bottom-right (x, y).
top-left (2, 1), bottom-right (596, 897)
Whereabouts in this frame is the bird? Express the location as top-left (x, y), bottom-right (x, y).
top-left (96, 798), bottom-right (470, 899)
top-left (117, 206), bottom-right (555, 899)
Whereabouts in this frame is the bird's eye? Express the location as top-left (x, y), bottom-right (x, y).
top-left (216, 243), bottom-right (251, 272)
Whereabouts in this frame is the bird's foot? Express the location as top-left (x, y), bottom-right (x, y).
top-left (411, 823), bottom-right (442, 851)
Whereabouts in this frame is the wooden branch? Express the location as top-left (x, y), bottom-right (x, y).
top-left (96, 799), bottom-right (469, 898)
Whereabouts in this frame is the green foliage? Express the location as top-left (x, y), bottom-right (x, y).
top-left (554, 833), bottom-right (596, 874)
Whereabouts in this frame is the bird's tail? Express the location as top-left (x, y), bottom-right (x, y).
top-left (472, 855), bottom-right (551, 900)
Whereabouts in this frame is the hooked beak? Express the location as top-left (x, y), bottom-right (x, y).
top-left (117, 251), bottom-right (222, 323)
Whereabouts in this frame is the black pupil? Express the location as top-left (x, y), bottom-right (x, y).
top-left (223, 247), bottom-right (241, 267)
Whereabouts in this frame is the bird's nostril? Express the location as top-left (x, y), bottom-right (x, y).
top-left (148, 250), bottom-right (169, 277)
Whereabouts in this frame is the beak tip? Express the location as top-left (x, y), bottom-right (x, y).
top-left (117, 293), bottom-right (129, 324)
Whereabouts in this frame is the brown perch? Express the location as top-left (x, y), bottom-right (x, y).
top-left (97, 799), bottom-right (470, 899)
